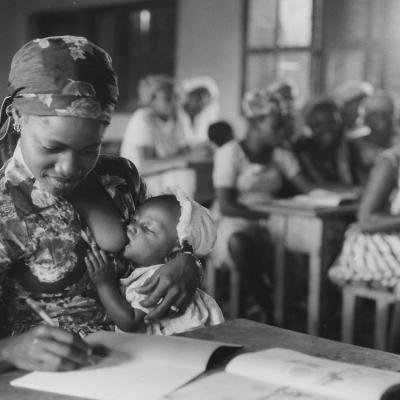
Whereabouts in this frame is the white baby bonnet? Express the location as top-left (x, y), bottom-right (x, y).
top-left (173, 188), bottom-right (217, 257)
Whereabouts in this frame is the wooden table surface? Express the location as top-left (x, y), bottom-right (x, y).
top-left (2, 319), bottom-right (400, 400)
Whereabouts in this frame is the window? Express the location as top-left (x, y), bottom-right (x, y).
top-left (28, 1), bottom-right (177, 112)
top-left (244, 0), bottom-right (322, 105)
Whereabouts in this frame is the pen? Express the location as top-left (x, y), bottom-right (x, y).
top-left (26, 297), bottom-right (58, 326)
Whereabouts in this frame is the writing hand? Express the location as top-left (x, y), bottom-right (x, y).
top-left (0, 326), bottom-right (91, 371)
top-left (136, 253), bottom-right (200, 321)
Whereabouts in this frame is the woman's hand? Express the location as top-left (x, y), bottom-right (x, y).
top-left (135, 253), bottom-right (200, 321)
top-left (85, 246), bottom-right (116, 288)
top-left (0, 326), bottom-right (91, 371)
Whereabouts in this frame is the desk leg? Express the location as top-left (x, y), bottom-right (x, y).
top-left (308, 247), bottom-right (321, 336)
top-left (270, 216), bottom-right (287, 327)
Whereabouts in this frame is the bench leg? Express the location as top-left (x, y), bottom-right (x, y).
top-left (375, 297), bottom-right (390, 350)
top-left (342, 287), bottom-right (356, 344)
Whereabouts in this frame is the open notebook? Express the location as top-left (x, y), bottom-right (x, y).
top-left (166, 348), bottom-right (400, 400)
top-left (291, 188), bottom-right (359, 208)
top-left (10, 331), bottom-right (241, 400)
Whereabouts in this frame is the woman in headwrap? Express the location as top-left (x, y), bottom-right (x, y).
top-left (293, 97), bottom-right (356, 189)
top-left (210, 88), bottom-right (312, 320)
top-left (0, 36), bottom-right (201, 372)
top-left (120, 75), bottom-right (201, 197)
top-left (349, 91), bottom-right (397, 186)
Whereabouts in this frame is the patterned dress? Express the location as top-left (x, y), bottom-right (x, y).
top-left (328, 146), bottom-right (400, 294)
top-left (0, 143), bottom-right (146, 337)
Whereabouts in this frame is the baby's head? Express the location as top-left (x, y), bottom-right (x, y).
top-left (122, 192), bottom-right (216, 266)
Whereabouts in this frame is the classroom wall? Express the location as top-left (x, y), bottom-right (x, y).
top-left (176, 0), bottom-right (244, 133)
top-left (0, 0), bottom-right (245, 140)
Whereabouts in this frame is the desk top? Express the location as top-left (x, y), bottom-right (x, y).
top-left (253, 199), bottom-right (358, 218)
top-left (2, 319), bottom-right (400, 400)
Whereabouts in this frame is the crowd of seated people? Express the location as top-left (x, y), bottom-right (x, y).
top-left (118, 74), bottom-right (400, 325)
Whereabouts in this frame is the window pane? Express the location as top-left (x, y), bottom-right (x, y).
top-left (245, 53), bottom-right (276, 92)
top-left (276, 52), bottom-right (310, 105)
top-left (247, 0), bottom-right (276, 48)
top-left (278, 0), bottom-right (312, 47)
top-left (325, 49), bottom-right (365, 93)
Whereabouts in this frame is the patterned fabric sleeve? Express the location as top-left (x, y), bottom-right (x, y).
top-left (94, 155), bottom-right (147, 221)
top-left (273, 148), bottom-right (301, 178)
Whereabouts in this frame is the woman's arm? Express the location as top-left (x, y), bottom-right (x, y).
top-left (288, 172), bottom-right (315, 194)
top-left (357, 157), bottom-right (400, 232)
top-left (135, 146), bottom-right (189, 175)
top-left (85, 247), bottom-right (146, 332)
top-left (67, 173), bottom-right (127, 253)
top-left (0, 224), bottom-right (91, 372)
top-left (135, 252), bottom-right (201, 321)
top-left (216, 187), bottom-right (270, 219)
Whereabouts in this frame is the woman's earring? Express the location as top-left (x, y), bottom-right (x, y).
top-left (13, 121), bottom-right (21, 132)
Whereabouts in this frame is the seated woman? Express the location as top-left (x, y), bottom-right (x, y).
top-left (210, 88), bottom-right (312, 320)
top-left (120, 75), bottom-right (209, 197)
top-left (294, 97), bottom-right (356, 189)
top-left (179, 76), bottom-right (219, 146)
top-left (267, 79), bottom-right (299, 148)
top-left (329, 143), bottom-right (400, 288)
top-left (350, 91), bottom-right (397, 186)
top-left (0, 36), bottom-right (201, 372)
top-left (333, 80), bottom-right (374, 140)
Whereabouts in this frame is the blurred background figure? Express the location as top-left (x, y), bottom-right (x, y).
top-left (349, 91), bottom-right (398, 186)
top-left (209, 88), bottom-right (312, 321)
top-left (267, 79), bottom-right (300, 148)
top-left (207, 120), bottom-right (234, 148)
top-left (333, 80), bottom-right (374, 140)
top-left (294, 97), bottom-right (355, 189)
top-left (120, 74), bottom-right (196, 196)
top-left (179, 76), bottom-right (219, 146)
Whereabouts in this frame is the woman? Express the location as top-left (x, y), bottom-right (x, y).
top-left (210, 88), bottom-right (312, 319)
top-left (179, 76), bottom-right (219, 146)
top-left (0, 36), bottom-right (201, 372)
top-left (120, 75), bottom-right (204, 196)
top-left (294, 97), bottom-right (355, 189)
top-left (329, 144), bottom-right (400, 289)
top-left (349, 91), bottom-right (397, 186)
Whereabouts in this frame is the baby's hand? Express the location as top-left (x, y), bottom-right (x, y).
top-left (85, 245), bottom-right (116, 287)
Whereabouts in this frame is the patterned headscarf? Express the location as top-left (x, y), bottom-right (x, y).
top-left (7, 36), bottom-right (118, 125)
top-left (242, 88), bottom-right (281, 119)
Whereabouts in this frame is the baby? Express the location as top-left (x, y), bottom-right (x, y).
top-left (84, 191), bottom-right (224, 335)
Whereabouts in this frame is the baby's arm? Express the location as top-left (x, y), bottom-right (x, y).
top-left (85, 246), bottom-right (146, 332)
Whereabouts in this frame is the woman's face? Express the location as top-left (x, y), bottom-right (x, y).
top-left (18, 114), bottom-right (105, 196)
top-left (309, 109), bottom-right (342, 149)
top-left (255, 113), bottom-right (281, 147)
top-left (152, 87), bottom-right (177, 119)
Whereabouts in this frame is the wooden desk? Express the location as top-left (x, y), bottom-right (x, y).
top-left (255, 200), bottom-right (357, 336)
top-left (1, 319), bottom-right (400, 400)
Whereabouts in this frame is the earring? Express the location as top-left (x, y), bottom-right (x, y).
top-left (13, 121), bottom-right (21, 132)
